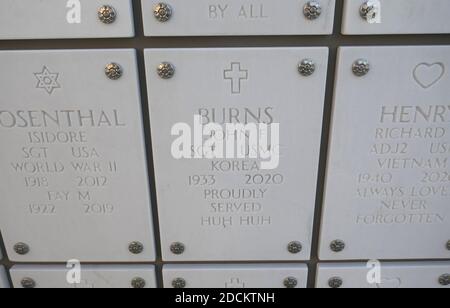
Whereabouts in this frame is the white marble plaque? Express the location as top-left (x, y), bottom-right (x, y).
top-left (0, 266), bottom-right (10, 288)
top-left (343, 0), bottom-right (450, 35)
top-left (10, 265), bottom-right (156, 288)
top-left (320, 46), bottom-right (450, 260)
top-left (0, 0), bottom-right (134, 40)
top-left (316, 262), bottom-right (450, 288)
top-left (146, 48), bottom-right (328, 261)
top-left (0, 50), bottom-right (155, 262)
top-left (163, 264), bottom-right (308, 288)
top-left (142, 0), bottom-right (336, 36)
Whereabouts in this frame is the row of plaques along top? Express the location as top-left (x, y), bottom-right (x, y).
top-left (1, 46), bottom-right (449, 263)
top-left (1, 0), bottom-right (450, 39)
top-left (1, 262), bottom-right (450, 288)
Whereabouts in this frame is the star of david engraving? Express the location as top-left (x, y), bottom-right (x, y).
top-left (224, 62), bottom-right (248, 94)
top-left (34, 66), bottom-right (61, 95)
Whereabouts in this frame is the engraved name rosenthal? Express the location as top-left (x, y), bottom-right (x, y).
top-left (0, 109), bottom-right (125, 128)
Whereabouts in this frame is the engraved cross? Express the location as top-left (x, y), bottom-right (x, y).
top-left (224, 62), bottom-right (248, 94)
top-left (225, 278), bottom-right (245, 288)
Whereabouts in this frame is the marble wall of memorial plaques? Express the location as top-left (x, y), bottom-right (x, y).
top-left (0, 266), bottom-right (10, 288)
top-left (316, 262), bottom-right (450, 288)
top-left (10, 265), bottom-right (156, 288)
top-left (0, 0), bottom-right (449, 290)
top-left (0, 50), bottom-right (155, 263)
top-left (163, 264), bottom-right (308, 288)
top-left (142, 0), bottom-right (336, 36)
top-left (319, 46), bottom-right (450, 261)
top-left (0, 0), bottom-right (134, 40)
top-left (342, 0), bottom-right (450, 35)
top-left (146, 48), bottom-right (328, 261)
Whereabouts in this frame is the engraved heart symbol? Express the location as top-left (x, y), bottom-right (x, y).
top-left (376, 278), bottom-right (402, 289)
top-left (413, 62), bottom-right (445, 89)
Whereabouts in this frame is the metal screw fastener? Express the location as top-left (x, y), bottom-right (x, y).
top-left (330, 240), bottom-right (345, 252)
top-left (328, 277), bottom-right (343, 289)
top-left (98, 5), bottom-right (117, 24)
top-left (352, 59), bottom-right (370, 77)
top-left (172, 278), bottom-right (187, 289)
top-left (157, 62), bottom-right (175, 79)
top-left (105, 63), bottom-right (123, 80)
top-left (287, 241), bottom-right (303, 254)
top-left (21, 278), bottom-right (36, 289)
top-left (284, 277), bottom-right (298, 288)
top-left (439, 274), bottom-right (450, 286)
top-left (14, 242), bottom-right (30, 255)
top-left (170, 242), bottom-right (185, 255)
top-left (298, 59), bottom-right (316, 76)
top-left (360, 2), bottom-right (377, 21)
top-left (304, 1), bottom-right (322, 20)
top-left (131, 277), bottom-right (146, 289)
top-left (154, 3), bottom-right (173, 22)
top-left (128, 241), bottom-right (144, 254)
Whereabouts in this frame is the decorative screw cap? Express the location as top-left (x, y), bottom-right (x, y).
top-left (352, 59), bottom-right (370, 77)
top-left (439, 274), bottom-right (450, 286)
top-left (304, 1), bottom-right (322, 20)
top-left (21, 278), bottom-right (36, 289)
top-left (172, 278), bottom-right (187, 289)
top-left (287, 241), bottom-right (303, 254)
top-left (105, 63), bottom-right (123, 80)
top-left (131, 277), bottom-right (146, 289)
top-left (284, 277), bottom-right (298, 288)
top-left (157, 62), bottom-right (175, 79)
top-left (328, 277), bottom-right (343, 289)
top-left (298, 59), bottom-right (316, 76)
top-left (170, 242), bottom-right (185, 255)
top-left (14, 242), bottom-right (30, 255)
top-left (330, 240), bottom-right (346, 252)
top-left (154, 3), bottom-right (173, 22)
top-left (360, 2), bottom-right (377, 21)
top-left (98, 5), bottom-right (117, 24)
top-left (128, 241), bottom-right (144, 254)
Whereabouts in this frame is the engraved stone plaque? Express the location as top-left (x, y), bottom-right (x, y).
top-left (142, 0), bottom-right (336, 36)
top-left (320, 46), bottom-right (450, 260)
top-left (146, 48), bottom-right (328, 261)
top-left (0, 266), bottom-right (9, 288)
top-left (10, 265), bottom-right (156, 288)
top-left (163, 264), bottom-right (308, 288)
top-left (343, 0), bottom-right (450, 35)
top-left (0, 50), bottom-right (155, 262)
top-left (0, 0), bottom-right (134, 40)
top-left (316, 262), bottom-right (450, 288)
